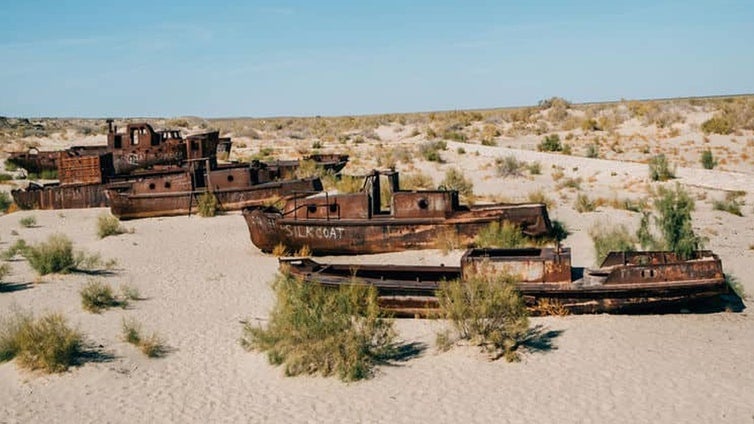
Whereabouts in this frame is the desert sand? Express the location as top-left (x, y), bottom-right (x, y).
top-left (1, 100), bottom-right (753, 423)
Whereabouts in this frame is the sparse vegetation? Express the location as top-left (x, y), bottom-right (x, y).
top-left (121, 318), bottom-right (167, 358)
top-left (97, 213), bottom-right (128, 238)
top-left (495, 155), bottom-right (523, 177)
top-left (434, 227), bottom-right (463, 253)
top-left (419, 140), bottom-right (447, 162)
top-left (574, 193), bottom-right (596, 213)
top-left (400, 172), bottom-right (434, 190)
top-left (648, 154), bottom-right (675, 181)
top-left (475, 221), bottom-right (528, 248)
top-left (538, 134), bottom-right (562, 152)
top-left (585, 143), bottom-right (599, 158)
top-left (589, 223), bottom-right (635, 265)
top-left (0, 192), bottom-right (12, 213)
top-left (21, 234), bottom-right (115, 275)
top-left (700, 149), bottom-right (717, 169)
top-left (435, 272), bottom-right (530, 362)
top-left (712, 191), bottom-right (745, 216)
top-left (80, 280), bottom-right (128, 313)
top-left (440, 168), bottom-right (474, 203)
top-left (19, 215), bottom-right (36, 228)
top-left (197, 191), bottom-right (219, 217)
top-left (526, 161), bottom-right (542, 175)
top-left (240, 271), bottom-right (398, 381)
top-left (0, 309), bottom-right (84, 373)
top-left (701, 115), bottom-right (733, 135)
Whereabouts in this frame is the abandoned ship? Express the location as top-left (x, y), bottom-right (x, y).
top-left (243, 170), bottom-right (553, 255)
top-left (280, 248), bottom-right (731, 315)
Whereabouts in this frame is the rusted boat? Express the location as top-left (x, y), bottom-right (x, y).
top-left (280, 248), bottom-right (730, 315)
top-left (10, 120), bottom-right (348, 211)
top-left (243, 170), bottom-right (552, 255)
top-left (105, 161), bottom-right (324, 219)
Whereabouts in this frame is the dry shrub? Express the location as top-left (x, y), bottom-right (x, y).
top-left (197, 191), bottom-right (219, 217)
top-left (80, 280), bottom-right (128, 313)
top-left (495, 155), bottom-right (523, 177)
top-left (21, 234), bottom-right (114, 275)
top-left (712, 191), bottom-right (745, 216)
top-left (19, 216), bottom-right (36, 228)
top-left (589, 223), bottom-right (635, 266)
top-left (97, 213), bottom-right (128, 238)
top-left (240, 271), bottom-right (398, 381)
top-left (400, 172), bottom-right (434, 190)
top-left (121, 318), bottom-right (167, 358)
top-left (475, 221), bottom-right (528, 248)
top-left (648, 154), bottom-right (675, 181)
top-left (272, 243), bottom-right (289, 257)
top-left (528, 190), bottom-right (555, 209)
top-left (436, 271), bottom-right (529, 362)
top-left (0, 309), bottom-right (84, 373)
top-left (434, 227), bottom-right (463, 253)
top-left (531, 298), bottom-right (570, 316)
top-left (440, 168), bottom-right (474, 203)
top-left (574, 193), bottom-right (596, 213)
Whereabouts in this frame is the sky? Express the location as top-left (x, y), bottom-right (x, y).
top-left (1, 0), bottom-right (753, 118)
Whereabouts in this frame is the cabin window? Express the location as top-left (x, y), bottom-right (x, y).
top-left (164, 181), bottom-right (171, 189)
top-left (148, 183), bottom-right (156, 190)
top-left (227, 175), bottom-right (234, 182)
top-left (418, 198), bottom-right (429, 209)
top-left (130, 130), bottom-right (139, 145)
top-left (113, 135), bottom-right (122, 149)
top-left (191, 141), bottom-right (199, 151)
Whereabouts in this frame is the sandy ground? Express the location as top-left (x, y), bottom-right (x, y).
top-left (1, 118), bottom-right (754, 423)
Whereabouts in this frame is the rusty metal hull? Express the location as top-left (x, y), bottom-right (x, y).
top-left (107, 177), bottom-right (323, 220)
top-left (11, 182), bottom-right (109, 210)
top-left (243, 203), bottom-right (551, 255)
top-left (279, 249), bottom-right (729, 315)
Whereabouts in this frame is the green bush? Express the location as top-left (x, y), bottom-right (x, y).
top-left (538, 134), bottom-right (562, 152)
top-left (0, 310), bottom-right (84, 373)
top-left (0, 192), bottom-right (11, 213)
top-left (636, 212), bottom-right (661, 250)
top-left (197, 191), bottom-right (219, 217)
top-left (19, 215), bottom-right (36, 228)
top-left (80, 280), bottom-right (127, 313)
top-left (700, 150), bottom-right (717, 170)
top-left (648, 154), bottom-right (675, 181)
top-left (653, 184), bottom-right (704, 259)
top-left (589, 223), bottom-right (635, 266)
top-left (0, 173), bottom-right (13, 183)
top-left (97, 213), bottom-right (128, 238)
top-left (475, 221), bottom-right (528, 248)
top-left (436, 272), bottom-right (530, 362)
top-left (240, 271), bottom-right (398, 381)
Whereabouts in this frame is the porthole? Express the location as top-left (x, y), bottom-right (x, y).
top-left (329, 204), bottom-right (338, 213)
top-left (227, 175), bottom-right (234, 182)
top-left (418, 198), bottom-right (429, 209)
top-left (164, 181), bottom-right (171, 189)
top-left (148, 183), bottom-right (156, 190)
top-left (307, 204), bottom-right (317, 213)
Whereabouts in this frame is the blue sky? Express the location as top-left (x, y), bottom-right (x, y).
top-left (1, 0), bottom-right (752, 118)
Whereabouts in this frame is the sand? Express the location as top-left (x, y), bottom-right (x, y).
top-left (1, 112), bottom-right (754, 423)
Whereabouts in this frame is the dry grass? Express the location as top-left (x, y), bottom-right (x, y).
top-left (0, 309), bottom-right (84, 373)
top-left (121, 318), bottom-right (168, 358)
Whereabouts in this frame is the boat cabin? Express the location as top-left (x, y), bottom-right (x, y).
top-left (282, 170), bottom-right (464, 220)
